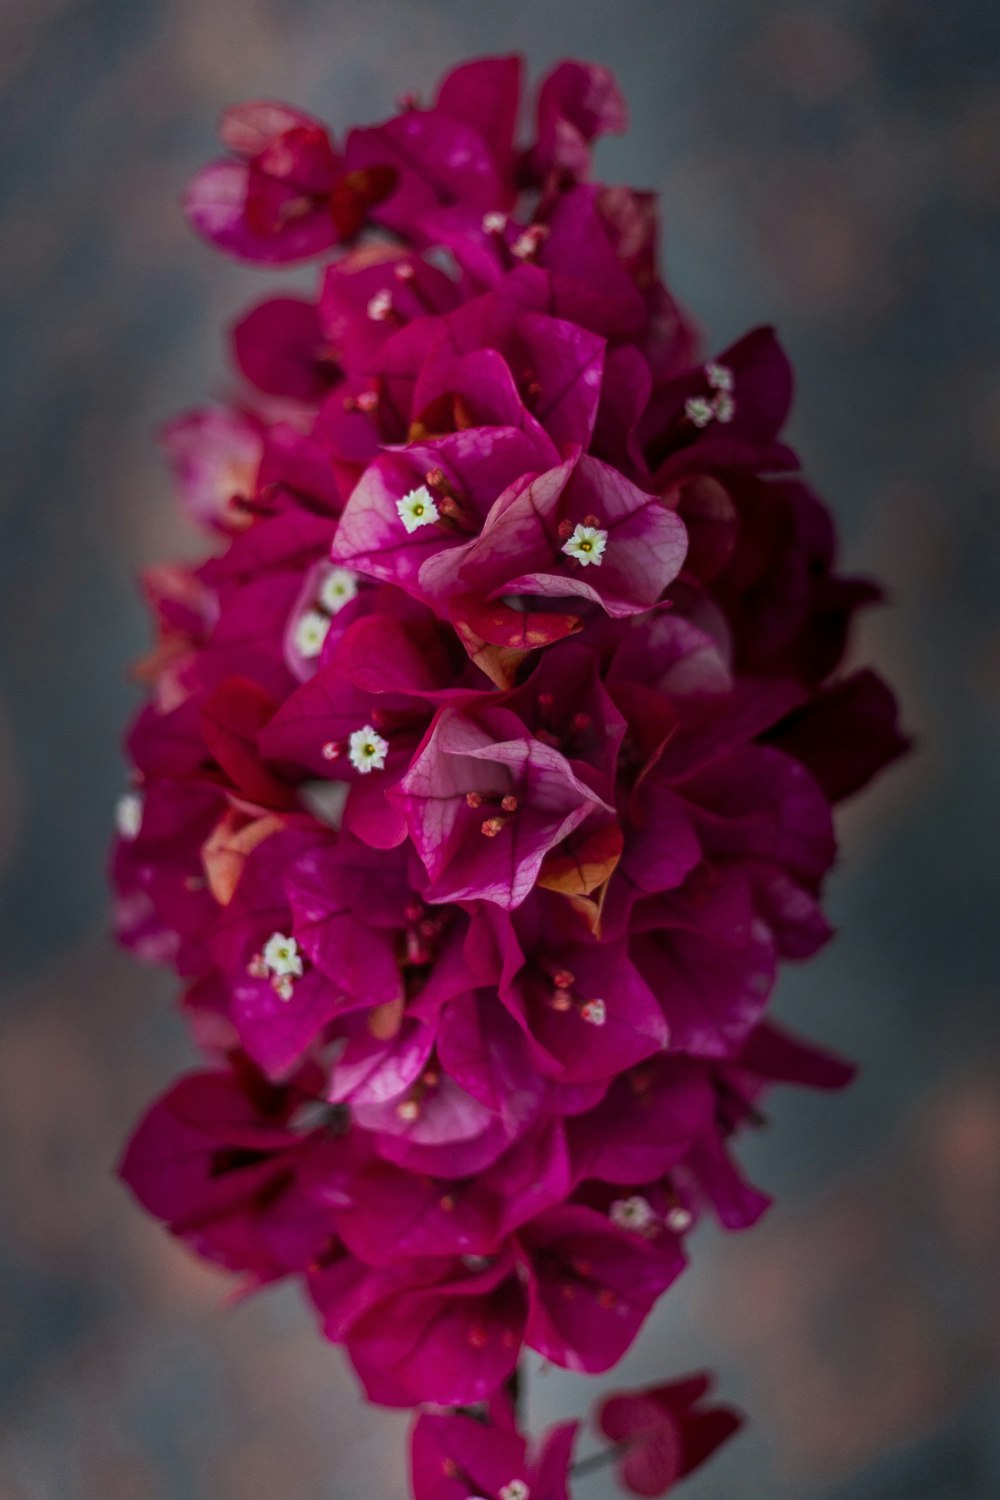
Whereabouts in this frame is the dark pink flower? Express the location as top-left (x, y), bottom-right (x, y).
top-left (411, 1404), bottom-right (577, 1500)
top-left (425, 453), bottom-right (688, 623)
top-left (598, 1373), bottom-right (743, 1496)
top-left (391, 704), bottom-right (613, 908)
top-left (518, 1204), bottom-right (684, 1372)
top-left (185, 100), bottom-right (396, 263)
top-left (159, 407), bottom-right (263, 534)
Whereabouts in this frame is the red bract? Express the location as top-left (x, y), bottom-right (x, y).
top-left (115, 50), bottom-right (908, 1500)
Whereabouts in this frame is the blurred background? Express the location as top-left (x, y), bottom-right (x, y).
top-left (1, 1), bottom-right (999, 1496)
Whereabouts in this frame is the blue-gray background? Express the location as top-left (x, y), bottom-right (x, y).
top-left (1, 2), bottom-right (999, 1496)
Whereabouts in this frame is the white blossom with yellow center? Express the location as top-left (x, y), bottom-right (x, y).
top-left (294, 609), bottom-right (330, 659)
top-left (396, 484), bottom-right (440, 534)
top-left (317, 566), bottom-right (358, 614)
top-left (561, 523), bottom-right (607, 567)
top-left (348, 724), bottom-right (389, 774)
top-left (262, 932), bottom-right (303, 979)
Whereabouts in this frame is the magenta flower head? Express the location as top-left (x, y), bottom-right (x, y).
top-left (114, 51), bottom-right (908, 1499)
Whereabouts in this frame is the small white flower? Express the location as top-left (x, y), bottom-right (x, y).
top-left (115, 792), bottom-right (144, 841)
top-left (580, 998), bottom-right (607, 1026)
top-left (712, 391), bottom-right (735, 423)
top-left (262, 932), bottom-right (303, 979)
top-left (610, 1195), bottom-right (656, 1233)
top-left (317, 566), bottom-right (358, 615)
top-left (561, 523), bottom-right (608, 568)
top-left (366, 288), bottom-right (394, 321)
top-left (294, 609), bottom-right (330, 659)
top-left (499, 1483), bottom-right (530, 1500)
top-left (706, 361), bottom-right (734, 392)
top-left (684, 395), bottom-right (714, 428)
top-left (395, 485), bottom-right (440, 534)
top-left (665, 1205), bottom-right (694, 1233)
top-left (481, 210), bottom-right (508, 234)
top-left (348, 724), bottom-right (389, 774)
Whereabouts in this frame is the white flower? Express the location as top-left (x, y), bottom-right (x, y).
top-left (115, 792), bottom-right (143, 841)
top-left (610, 1195), bottom-right (656, 1233)
top-left (706, 361), bottom-right (734, 391)
top-left (580, 998), bottom-right (607, 1026)
top-left (395, 485), bottom-right (440, 533)
top-left (366, 288), bottom-right (394, 321)
top-left (499, 1484), bottom-right (530, 1500)
top-left (684, 395), bottom-right (714, 428)
top-left (561, 523), bottom-right (608, 568)
top-left (317, 567), bottom-right (358, 615)
top-left (348, 724), bottom-right (389, 774)
top-left (294, 609), bottom-right (330, 659)
top-left (262, 932), bottom-right (303, 979)
top-left (713, 391), bottom-right (735, 423)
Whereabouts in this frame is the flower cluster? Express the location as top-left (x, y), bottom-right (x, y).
top-left (114, 55), bottom-right (907, 1496)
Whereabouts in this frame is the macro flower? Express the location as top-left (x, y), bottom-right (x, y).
top-left (115, 49), bottom-right (908, 1500)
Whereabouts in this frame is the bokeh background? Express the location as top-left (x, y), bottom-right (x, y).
top-left (2, 1), bottom-right (999, 1496)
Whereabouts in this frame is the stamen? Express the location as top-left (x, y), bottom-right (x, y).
top-left (561, 523), bottom-right (608, 568)
top-left (355, 389), bottom-right (379, 414)
top-left (551, 989), bottom-right (573, 1012)
top-left (465, 791), bottom-right (483, 809)
top-left (665, 1205), bottom-right (693, 1234)
top-left (397, 1099), bottom-right (419, 1122)
top-left (482, 210), bottom-right (508, 234)
top-left (321, 740), bottom-right (342, 762)
top-left (500, 794), bottom-right (518, 813)
top-left (348, 724), bottom-right (389, 774)
top-left (552, 969), bottom-right (575, 990)
top-left (393, 261), bottom-right (416, 281)
top-left (481, 816), bottom-right (505, 838)
top-left (395, 484), bottom-right (440, 533)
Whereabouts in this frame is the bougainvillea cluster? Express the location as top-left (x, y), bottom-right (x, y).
top-left (114, 55), bottom-right (907, 1496)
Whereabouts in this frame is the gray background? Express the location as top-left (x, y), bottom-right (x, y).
top-left (1, 1), bottom-right (999, 1496)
